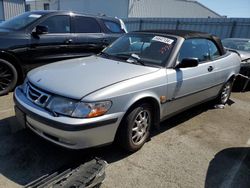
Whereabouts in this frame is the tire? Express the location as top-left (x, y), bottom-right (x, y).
top-left (215, 81), bottom-right (233, 105)
top-left (0, 59), bottom-right (18, 96)
top-left (118, 103), bottom-right (152, 152)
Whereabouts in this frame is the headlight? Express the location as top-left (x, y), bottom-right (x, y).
top-left (46, 97), bottom-right (78, 116)
top-left (46, 96), bottom-right (112, 118)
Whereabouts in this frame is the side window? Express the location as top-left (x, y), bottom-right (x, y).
top-left (208, 40), bottom-right (221, 60)
top-left (74, 17), bottom-right (101, 33)
top-left (39, 16), bottom-right (70, 33)
top-left (104, 20), bottom-right (123, 33)
top-left (178, 39), bottom-right (210, 63)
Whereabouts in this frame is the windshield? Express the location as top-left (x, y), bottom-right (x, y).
top-left (102, 33), bottom-right (177, 66)
top-left (222, 39), bottom-right (250, 52)
top-left (0, 12), bottom-right (44, 30)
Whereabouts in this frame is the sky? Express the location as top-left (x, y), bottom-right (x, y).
top-left (198, 0), bottom-right (250, 18)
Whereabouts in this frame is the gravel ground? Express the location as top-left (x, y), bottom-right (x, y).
top-left (0, 92), bottom-right (249, 188)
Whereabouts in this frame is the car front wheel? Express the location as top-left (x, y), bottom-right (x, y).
top-left (0, 59), bottom-right (18, 96)
top-left (119, 104), bottom-right (152, 152)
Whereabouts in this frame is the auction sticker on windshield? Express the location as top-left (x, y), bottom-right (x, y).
top-left (152, 36), bottom-right (174, 45)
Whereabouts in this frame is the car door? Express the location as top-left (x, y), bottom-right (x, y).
top-left (71, 16), bottom-right (105, 57)
top-left (27, 15), bottom-right (75, 67)
top-left (163, 38), bottom-right (220, 116)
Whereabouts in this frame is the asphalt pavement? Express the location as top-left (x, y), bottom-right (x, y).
top-left (0, 92), bottom-right (249, 188)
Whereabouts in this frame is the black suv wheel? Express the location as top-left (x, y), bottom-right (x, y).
top-left (0, 59), bottom-right (18, 95)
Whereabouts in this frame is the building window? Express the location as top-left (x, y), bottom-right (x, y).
top-left (44, 3), bottom-right (50, 10)
top-left (25, 4), bottom-right (31, 12)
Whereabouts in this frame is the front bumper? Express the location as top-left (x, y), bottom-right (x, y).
top-left (14, 87), bottom-right (124, 149)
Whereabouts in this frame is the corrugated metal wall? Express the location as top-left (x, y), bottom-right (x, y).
top-left (0, 0), bottom-right (4, 20)
top-left (124, 18), bottom-right (250, 39)
top-left (128, 0), bottom-right (221, 18)
top-left (3, 0), bottom-right (25, 20)
top-left (51, 0), bottom-right (129, 18)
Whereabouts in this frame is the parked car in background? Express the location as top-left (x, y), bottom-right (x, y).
top-left (222, 38), bottom-right (250, 90)
top-left (14, 30), bottom-right (240, 152)
top-left (222, 38), bottom-right (250, 68)
top-left (0, 11), bottom-right (127, 95)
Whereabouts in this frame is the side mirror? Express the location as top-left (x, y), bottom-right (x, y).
top-left (33, 25), bottom-right (48, 35)
top-left (175, 58), bottom-right (199, 69)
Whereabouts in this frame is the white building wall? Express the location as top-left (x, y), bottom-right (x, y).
top-left (50, 0), bottom-right (129, 18)
top-left (26, 0), bottom-right (51, 11)
top-left (26, 0), bottom-right (221, 19)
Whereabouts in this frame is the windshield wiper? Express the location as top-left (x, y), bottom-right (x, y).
top-left (128, 54), bottom-right (145, 66)
top-left (114, 53), bottom-right (145, 66)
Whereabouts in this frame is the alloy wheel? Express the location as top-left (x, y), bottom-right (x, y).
top-left (0, 63), bottom-right (13, 92)
top-left (221, 82), bottom-right (232, 104)
top-left (131, 110), bottom-right (150, 145)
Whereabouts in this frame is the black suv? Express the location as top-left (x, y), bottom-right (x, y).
top-left (0, 11), bottom-right (127, 95)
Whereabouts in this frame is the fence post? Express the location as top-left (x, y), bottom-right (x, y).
top-left (229, 21), bottom-right (236, 38)
top-left (139, 19), bottom-right (143, 31)
top-left (176, 20), bottom-right (180, 30)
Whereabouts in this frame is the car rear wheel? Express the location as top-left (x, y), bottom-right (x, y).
top-left (0, 59), bottom-right (18, 96)
top-left (216, 81), bottom-right (233, 105)
top-left (118, 104), bottom-right (152, 152)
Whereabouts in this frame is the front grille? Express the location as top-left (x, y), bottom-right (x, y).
top-left (26, 83), bottom-right (51, 107)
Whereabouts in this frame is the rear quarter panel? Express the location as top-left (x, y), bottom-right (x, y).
top-left (215, 52), bottom-right (241, 84)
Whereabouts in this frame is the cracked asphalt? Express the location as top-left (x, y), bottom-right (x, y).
top-left (0, 91), bottom-right (250, 188)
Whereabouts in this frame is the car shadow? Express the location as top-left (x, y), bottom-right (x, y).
top-left (205, 147), bottom-right (250, 188)
top-left (0, 101), bottom-right (234, 186)
top-left (0, 116), bottom-right (130, 186)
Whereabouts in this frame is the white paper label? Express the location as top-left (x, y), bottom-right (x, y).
top-left (29, 14), bottom-right (42, 18)
top-left (152, 36), bottom-right (174, 45)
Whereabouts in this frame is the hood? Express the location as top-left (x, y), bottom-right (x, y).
top-left (28, 56), bottom-right (160, 99)
top-left (0, 28), bottom-right (11, 36)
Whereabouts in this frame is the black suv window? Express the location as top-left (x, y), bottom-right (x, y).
top-left (39, 15), bottom-right (70, 33)
top-left (74, 16), bottom-right (101, 33)
top-left (208, 40), bottom-right (220, 60)
top-left (104, 20), bottom-right (123, 33)
top-left (178, 39), bottom-right (210, 63)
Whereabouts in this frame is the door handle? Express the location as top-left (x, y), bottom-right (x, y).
top-left (208, 66), bottom-right (214, 72)
top-left (65, 39), bottom-right (73, 44)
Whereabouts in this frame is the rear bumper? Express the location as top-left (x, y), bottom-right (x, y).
top-left (14, 87), bottom-right (124, 149)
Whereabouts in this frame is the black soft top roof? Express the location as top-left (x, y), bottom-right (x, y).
top-left (134, 30), bottom-right (226, 55)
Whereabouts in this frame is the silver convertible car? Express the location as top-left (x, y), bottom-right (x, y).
top-left (14, 30), bottom-right (241, 152)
